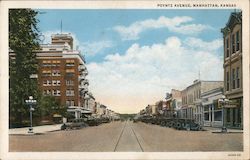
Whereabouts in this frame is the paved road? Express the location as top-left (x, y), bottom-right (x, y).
top-left (114, 121), bottom-right (143, 152)
top-left (9, 121), bottom-right (243, 152)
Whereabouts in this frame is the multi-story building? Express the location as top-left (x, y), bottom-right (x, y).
top-left (36, 33), bottom-right (90, 118)
top-left (84, 92), bottom-right (95, 113)
top-left (165, 89), bottom-right (182, 116)
top-left (221, 11), bottom-right (243, 129)
top-left (201, 87), bottom-right (224, 127)
top-left (180, 80), bottom-right (223, 125)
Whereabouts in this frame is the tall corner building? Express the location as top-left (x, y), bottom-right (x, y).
top-left (221, 11), bottom-right (243, 129)
top-left (36, 33), bottom-right (90, 118)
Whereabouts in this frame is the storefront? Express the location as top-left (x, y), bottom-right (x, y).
top-left (203, 103), bottom-right (223, 127)
top-left (224, 97), bottom-right (243, 129)
top-left (201, 87), bottom-right (224, 127)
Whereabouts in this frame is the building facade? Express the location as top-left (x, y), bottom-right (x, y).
top-left (201, 87), bottom-right (224, 127)
top-left (36, 33), bottom-right (90, 118)
top-left (180, 80), bottom-right (223, 125)
top-left (221, 12), bottom-right (243, 129)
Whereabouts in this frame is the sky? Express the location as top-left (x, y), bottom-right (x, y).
top-left (36, 9), bottom-right (233, 113)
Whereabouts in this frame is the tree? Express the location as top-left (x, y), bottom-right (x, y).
top-left (36, 95), bottom-right (60, 117)
top-left (9, 9), bottom-right (40, 127)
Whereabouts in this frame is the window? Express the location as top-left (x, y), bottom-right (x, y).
top-left (42, 60), bottom-right (51, 67)
top-left (232, 69), bottom-right (236, 89)
top-left (66, 80), bottom-right (74, 86)
top-left (214, 111), bottom-right (222, 121)
top-left (226, 72), bottom-right (230, 91)
top-left (66, 60), bottom-right (75, 66)
top-left (52, 80), bottom-right (57, 86)
top-left (66, 73), bottom-right (74, 77)
top-left (66, 69), bottom-right (75, 77)
top-left (52, 70), bottom-right (60, 76)
top-left (42, 70), bottom-right (51, 77)
top-left (52, 90), bottom-right (57, 96)
top-left (66, 100), bottom-right (74, 106)
top-left (50, 60), bottom-right (61, 67)
top-left (226, 109), bottom-right (230, 122)
top-left (66, 100), bottom-right (70, 107)
top-left (236, 31), bottom-right (240, 51)
top-left (43, 90), bottom-right (51, 95)
top-left (66, 89), bottom-right (75, 96)
top-left (226, 38), bottom-right (229, 57)
top-left (204, 105), bottom-right (209, 112)
top-left (232, 34), bottom-right (235, 54)
top-left (56, 90), bottom-right (60, 96)
top-left (43, 80), bottom-right (51, 86)
top-left (43, 80), bottom-right (47, 86)
top-left (236, 67), bottom-right (240, 88)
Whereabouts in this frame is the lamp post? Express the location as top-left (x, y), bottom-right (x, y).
top-left (218, 95), bottom-right (229, 133)
top-left (25, 96), bottom-right (37, 134)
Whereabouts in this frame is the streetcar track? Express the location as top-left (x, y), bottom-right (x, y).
top-left (114, 121), bottom-right (144, 152)
top-left (130, 123), bottom-right (144, 152)
top-left (113, 120), bottom-right (127, 151)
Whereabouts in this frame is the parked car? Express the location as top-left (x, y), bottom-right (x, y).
top-left (61, 119), bottom-right (88, 130)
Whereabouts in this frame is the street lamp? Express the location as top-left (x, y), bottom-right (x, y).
top-left (25, 96), bottom-right (37, 134)
top-left (218, 95), bottom-right (229, 133)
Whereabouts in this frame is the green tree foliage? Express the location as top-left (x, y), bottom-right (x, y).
top-left (9, 9), bottom-right (40, 126)
top-left (36, 95), bottom-right (62, 117)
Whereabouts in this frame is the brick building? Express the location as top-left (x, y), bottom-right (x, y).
top-left (36, 33), bottom-right (89, 118)
top-left (221, 11), bottom-right (243, 129)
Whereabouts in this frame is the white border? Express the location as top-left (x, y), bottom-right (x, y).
top-left (0, 0), bottom-right (249, 160)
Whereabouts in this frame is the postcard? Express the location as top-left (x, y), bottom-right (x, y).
top-left (0, 0), bottom-right (249, 159)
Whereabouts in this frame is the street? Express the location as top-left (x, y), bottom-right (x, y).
top-left (9, 121), bottom-right (243, 152)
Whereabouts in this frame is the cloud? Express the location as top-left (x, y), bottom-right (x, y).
top-left (184, 37), bottom-right (223, 51)
top-left (80, 41), bottom-right (113, 56)
top-left (113, 16), bottom-right (212, 40)
top-left (41, 30), bottom-right (113, 56)
top-left (87, 37), bottom-right (223, 113)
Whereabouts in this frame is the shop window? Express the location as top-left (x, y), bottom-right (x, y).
top-left (226, 109), bottom-right (230, 122)
top-left (204, 113), bottom-right (209, 121)
top-left (204, 105), bottom-right (209, 112)
top-left (214, 111), bottom-right (222, 121)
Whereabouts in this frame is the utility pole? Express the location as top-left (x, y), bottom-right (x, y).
top-left (60, 20), bottom-right (62, 34)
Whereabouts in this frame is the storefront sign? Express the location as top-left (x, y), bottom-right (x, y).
top-left (224, 104), bottom-right (237, 108)
top-left (217, 99), bottom-right (240, 108)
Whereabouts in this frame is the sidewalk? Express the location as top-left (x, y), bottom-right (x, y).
top-left (203, 126), bottom-right (243, 133)
top-left (9, 124), bottom-right (62, 135)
